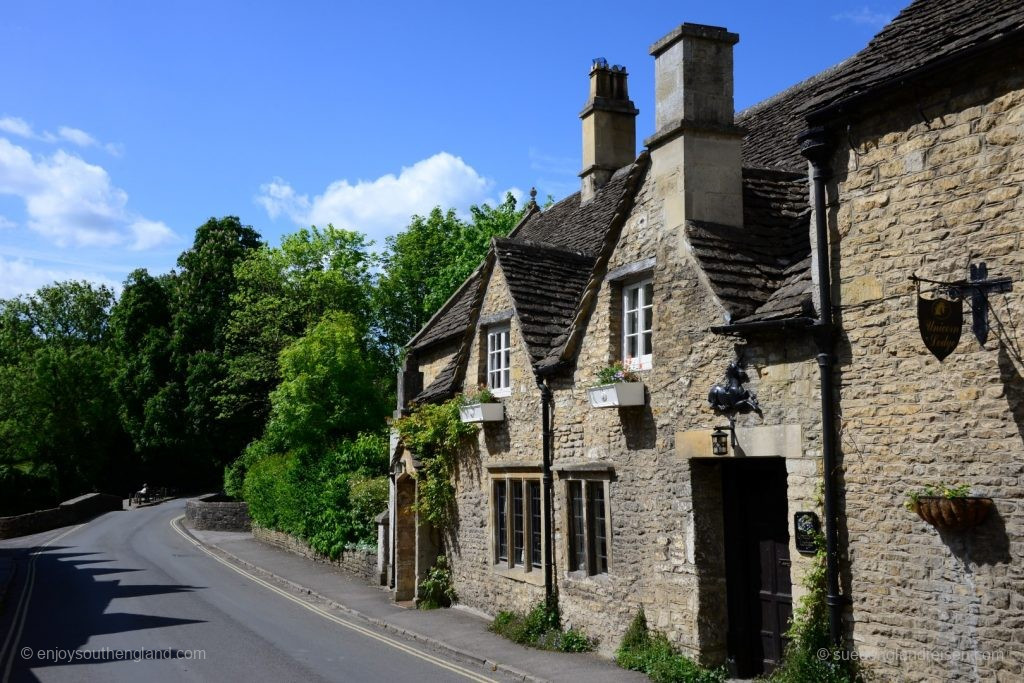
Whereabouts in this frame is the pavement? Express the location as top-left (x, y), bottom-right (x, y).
top-left (182, 522), bottom-right (647, 683)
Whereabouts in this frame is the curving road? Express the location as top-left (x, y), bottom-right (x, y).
top-left (0, 500), bottom-right (504, 683)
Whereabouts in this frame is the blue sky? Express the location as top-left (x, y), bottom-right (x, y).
top-left (0, 1), bottom-right (905, 297)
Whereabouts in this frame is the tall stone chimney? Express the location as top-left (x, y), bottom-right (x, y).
top-left (645, 23), bottom-right (743, 228)
top-left (580, 58), bottom-right (638, 203)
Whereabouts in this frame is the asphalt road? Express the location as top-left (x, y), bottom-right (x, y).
top-left (0, 500), bottom-right (505, 683)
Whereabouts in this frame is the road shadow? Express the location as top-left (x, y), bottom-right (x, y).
top-left (6, 544), bottom-right (207, 677)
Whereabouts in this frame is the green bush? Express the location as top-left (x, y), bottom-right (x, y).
top-left (242, 452), bottom-right (294, 530)
top-left (488, 595), bottom-right (595, 653)
top-left (349, 475), bottom-right (388, 543)
top-left (616, 609), bottom-right (726, 683)
top-left (239, 430), bottom-right (389, 558)
top-left (417, 556), bottom-right (457, 609)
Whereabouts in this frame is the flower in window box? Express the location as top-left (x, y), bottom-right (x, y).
top-left (459, 385), bottom-right (505, 422)
top-left (588, 362), bottom-right (645, 408)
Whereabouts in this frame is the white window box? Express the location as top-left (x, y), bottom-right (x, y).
top-left (587, 382), bottom-right (645, 408)
top-left (460, 402), bottom-right (505, 423)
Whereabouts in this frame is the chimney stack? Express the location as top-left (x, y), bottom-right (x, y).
top-left (580, 59), bottom-right (638, 203)
top-left (645, 23), bottom-right (743, 228)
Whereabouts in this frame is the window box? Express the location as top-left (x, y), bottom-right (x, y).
top-left (459, 402), bottom-right (504, 423)
top-left (587, 382), bottom-right (645, 408)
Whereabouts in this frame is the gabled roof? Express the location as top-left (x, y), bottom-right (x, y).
top-left (739, 0), bottom-right (1024, 171)
top-left (493, 239), bottom-right (596, 365)
top-left (686, 169), bottom-right (811, 323)
top-left (411, 161), bottom-right (646, 402)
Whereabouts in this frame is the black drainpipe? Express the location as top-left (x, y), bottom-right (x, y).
top-left (536, 376), bottom-right (555, 602)
top-left (800, 126), bottom-right (845, 648)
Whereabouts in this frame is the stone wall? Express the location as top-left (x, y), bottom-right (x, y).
top-left (825, 46), bottom-right (1024, 682)
top-left (437, 163), bottom-right (825, 661)
top-left (253, 526), bottom-right (378, 584)
top-left (0, 493), bottom-right (123, 539)
top-left (185, 494), bottom-right (251, 531)
top-left (448, 263), bottom-right (548, 615)
top-left (550, 167), bottom-right (823, 659)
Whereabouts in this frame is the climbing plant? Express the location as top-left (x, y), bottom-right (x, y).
top-left (769, 532), bottom-right (858, 683)
top-left (393, 396), bottom-right (477, 527)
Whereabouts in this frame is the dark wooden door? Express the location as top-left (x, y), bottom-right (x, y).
top-left (722, 458), bottom-right (792, 678)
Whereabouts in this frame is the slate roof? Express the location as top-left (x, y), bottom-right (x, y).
top-left (410, 270), bottom-right (482, 351)
top-left (513, 166), bottom-right (636, 256)
top-left (492, 239), bottom-right (596, 365)
top-left (739, 0), bottom-right (1024, 171)
top-left (411, 161), bottom-right (645, 402)
top-left (409, 0), bottom-right (1024, 399)
top-left (686, 169), bottom-right (811, 323)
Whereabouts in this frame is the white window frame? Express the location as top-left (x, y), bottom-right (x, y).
top-left (486, 325), bottom-right (511, 397)
top-left (622, 279), bottom-right (653, 371)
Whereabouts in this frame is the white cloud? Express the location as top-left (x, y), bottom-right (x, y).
top-left (0, 255), bottom-right (119, 299)
top-left (128, 219), bottom-right (176, 251)
top-left (0, 116), bottom-right (35, 139)
top-left (57, 126), bottom-right (98, 147)
top-left (257, 152), bottom-right (496, 242)
top-left (0, 137), bottom-right (176, 249)
top-left (0, 215), bottom-right (15, 230)
top-left (832, 7), bottom-right (892, 28)
top-left (0, 116), bottom-right (120, 154)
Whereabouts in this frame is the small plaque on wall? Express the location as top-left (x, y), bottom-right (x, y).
top-left (794, 511), bottom-right (820, 555)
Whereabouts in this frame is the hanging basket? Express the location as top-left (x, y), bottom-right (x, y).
top-left (911, 496), bottom-right (993, 531)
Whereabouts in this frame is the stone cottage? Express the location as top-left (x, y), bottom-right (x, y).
top-left (387, 1), bottom-right (1024, 679)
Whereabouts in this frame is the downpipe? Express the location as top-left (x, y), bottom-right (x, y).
top-left (801, 126), bottom-right (846, 648)
top-left (537, 377), bottom-right (555, 602)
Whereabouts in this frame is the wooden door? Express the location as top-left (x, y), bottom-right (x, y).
top-left (722, 458), bottom-right (792, 677)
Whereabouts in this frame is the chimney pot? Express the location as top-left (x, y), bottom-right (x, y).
top-left (580, 59), bottom-right (638, 202)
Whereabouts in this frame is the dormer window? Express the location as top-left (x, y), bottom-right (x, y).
top-left (487, 325), bottom-right (511, 396)
top-left (622, 279), bottom-right (653, 371)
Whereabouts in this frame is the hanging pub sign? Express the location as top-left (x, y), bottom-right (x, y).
top-left (917, 291), bottom-right (962, 361)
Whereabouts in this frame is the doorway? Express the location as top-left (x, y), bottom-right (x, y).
top-left (394, 474), bottom-right (417, 601)
top-left (721, 458), bottom-right (792, 677)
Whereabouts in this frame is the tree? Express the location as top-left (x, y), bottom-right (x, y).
top-left (0, 282), bottom-right (132, 505)
top-left (375, 193), bottom-right (523, 356)
top-left (109, 269), bottom-right (183, 484)
top-left (218, 225), bottom-right (380, 454)
top-left (171, 216), bottom-right (263, 481)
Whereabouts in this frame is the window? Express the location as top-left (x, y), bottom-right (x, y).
top-left (622, 279), bottom-right (653, 371)
top-left (487, 325), bottom-right (511, 396)
top-left (567, 479), bottom-right (610, 576)
top-left (492, 476), bottom-right (544, 570)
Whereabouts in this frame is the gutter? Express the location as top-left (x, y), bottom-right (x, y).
top-left (799, 126), bottom-right (846, 648)
top-left (710, 316), bottom-right (815, 336)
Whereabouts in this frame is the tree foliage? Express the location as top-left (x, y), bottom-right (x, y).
top-left (218, 225), bottom-right (382, 453)
top-left (375, 193), bottom-right (523, 356)
top-left (0, 282), bottom-right (132, 510)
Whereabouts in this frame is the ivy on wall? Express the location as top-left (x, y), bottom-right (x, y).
top-left (393, 397), bottom-right (478, 527)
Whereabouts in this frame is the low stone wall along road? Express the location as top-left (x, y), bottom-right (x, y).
top-left (0, 500), bottom-right (509, 682)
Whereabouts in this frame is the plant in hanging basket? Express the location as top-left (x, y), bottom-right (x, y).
top-left (905, 483), bottom-right (993, 531)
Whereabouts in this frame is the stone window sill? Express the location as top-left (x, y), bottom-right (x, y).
top-left (492, 565), bottom-right (545, 586)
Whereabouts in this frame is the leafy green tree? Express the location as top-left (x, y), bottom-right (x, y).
top-left (375, 193), bottom-right (523, 354)
top-left (0, 282), bottom-right (132, 505)
top-left (218, 225), bottom-right (379, 454)
top-left (109, 269), bottom-right (184, 484)
top-left (171, 216), bottom-right (263, 480)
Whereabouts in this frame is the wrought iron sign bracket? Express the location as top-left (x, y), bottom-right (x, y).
top-left (910, 262), bottom-right (1013, 346)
